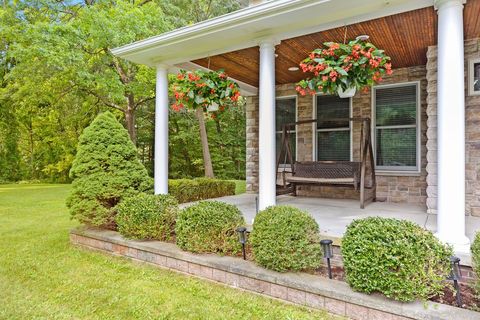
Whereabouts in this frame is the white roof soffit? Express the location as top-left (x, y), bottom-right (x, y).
top-left (111, 0), bottom-right (434, 67)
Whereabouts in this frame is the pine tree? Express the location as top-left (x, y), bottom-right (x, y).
top-left (66, 111), bottom-right (151, 229)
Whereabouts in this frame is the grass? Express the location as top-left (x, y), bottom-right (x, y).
top-left (0, 184), bottom-right (336, 320)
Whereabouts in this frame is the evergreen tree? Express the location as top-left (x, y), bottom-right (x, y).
top-left (66, 112), bottom-right (151, 229)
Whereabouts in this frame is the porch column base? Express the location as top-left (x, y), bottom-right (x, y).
top-left (436, 233), bottom-right (471, 253)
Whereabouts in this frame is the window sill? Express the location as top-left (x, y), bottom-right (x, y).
top-left (375, 170), bottom-right (422, 177)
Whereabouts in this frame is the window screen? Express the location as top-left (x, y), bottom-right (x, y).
top-left (276, 97), bottom-right (296, 164)
top-left (374, 84), bottom-right (419, 171)
top-left (316, 95), bottom-right (350, 161)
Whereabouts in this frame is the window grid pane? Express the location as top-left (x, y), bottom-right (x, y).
top-left (374, 84), bottom-right (418, 171)
top-left (316, 95), bottom-right (350, 161)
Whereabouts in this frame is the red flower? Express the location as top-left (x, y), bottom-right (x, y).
top-left (329, 43), bottom-right (340, 50)
top-left (177, 73), bottom-right (185, 80)
top-left (322, 76), bottom-right (329, 82)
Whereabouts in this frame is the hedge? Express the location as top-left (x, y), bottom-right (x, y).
top-left (175, 201), bottom-right (244, 254)
top-left (342, 217), bottom-right (452, 302)
top-left (471, 232), bottom-right (480, 295)
top-left (168, 178), bottom-right (235, 203)
top-left (116, 193), bottom-right (179, 241)
top-left (250, 205), bottom-right (322, 272)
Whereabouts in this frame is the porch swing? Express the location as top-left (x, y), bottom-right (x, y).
top-left (275, 117), bottom-right (376, 209)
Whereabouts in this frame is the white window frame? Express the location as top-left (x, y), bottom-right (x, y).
top-left (276, 95), bottom-right (298, 168)
top-left (468, 58), bottom-right (480, 96)
top-left (312, 93), bottom-right (353, 161)
top-left (372, 81), bottom-right (421, 174)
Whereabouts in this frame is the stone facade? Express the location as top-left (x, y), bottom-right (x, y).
top-left (426, 38), bottom-right (480, 216)
top-left (246, 66), bottom-right (428, 204)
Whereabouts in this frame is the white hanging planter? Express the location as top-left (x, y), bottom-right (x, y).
top-left (337, 86), bottom-right (356, 98)
top-left (207, 102), bottom-right (219, 112)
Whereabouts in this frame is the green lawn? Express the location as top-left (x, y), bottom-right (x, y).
top-left (0, 184), bottom-right (335, 320)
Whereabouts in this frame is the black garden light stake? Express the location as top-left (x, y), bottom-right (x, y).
top-left (448, 256), bottom-right (462, 307)
top-left (236, 227), bottom-right (248, 260)
top-left (320, 239), bottom-right (334, 279)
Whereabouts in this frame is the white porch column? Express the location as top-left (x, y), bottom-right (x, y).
top-left (258, 40), bottom-right (277, 210)
top-left (435, 0), bottom-right (470, 251)
top-left (154, 65), bottom-right (169, 194)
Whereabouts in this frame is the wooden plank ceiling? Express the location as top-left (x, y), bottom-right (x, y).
top-left (193, 0), bottom-right (480, 87)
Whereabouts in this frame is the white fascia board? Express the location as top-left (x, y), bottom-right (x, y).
top-left (172, 62), bottom-right (259, 96)
top-left (111, 0), bottom-right (434, 67)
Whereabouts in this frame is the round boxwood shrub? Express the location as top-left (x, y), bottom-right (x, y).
top-left (471, 232), bottom-right (480, 295)
top-left (175, 201), bottom-right (245, 254)
top-left (342, 217), bottom-right (452, 302)
top-left (116, 193), bottom-right (179, 241)
top-left (250, 205), bottom-right (322, 272)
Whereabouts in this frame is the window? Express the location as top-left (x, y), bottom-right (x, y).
top-left (315, 95), bottom-right (351, 161)
top-left (276, 97), bottom-right (296, 164)
top-left (468, 58), bottom-right (480, 96)
top-left (373, 82), bottom-right (420, 172)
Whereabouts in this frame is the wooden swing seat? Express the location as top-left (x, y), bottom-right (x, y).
top-left (286, 161), bottom-right (360, 188)
top-left (275, 117), bottom-right (376, 209)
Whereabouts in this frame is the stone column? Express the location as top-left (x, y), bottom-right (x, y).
top-left (258, 41), bottom-right (277, 210)
top-left (434, 0), bottom-right (470, 251)
top-left (154, 65), bottom-right (169, 194)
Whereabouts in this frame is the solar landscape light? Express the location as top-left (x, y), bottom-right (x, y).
top-left (448, 256), bottom-right (462, 307)
top-left (320, 239), bottom-right (334, 279)
top-left (236, 227), bottom-right (248, 260)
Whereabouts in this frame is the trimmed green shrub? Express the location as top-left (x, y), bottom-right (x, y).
top-left (471, 232), bottom-right (480, 295)
top-left (176, 201), bottom-right (244, 254)
top-left (116, 193), bottom-right (179, 241)
top-left (169, 178), bottom-right (235, 203)
top-left (66, 112), bottom-right (150, 229)
top-left (342, 217), bottom-right (452, 302)
top-left (250, 205), bottom-right (322, 272)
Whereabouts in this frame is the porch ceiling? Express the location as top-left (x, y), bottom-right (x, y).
top-left (192, 0), bottom-right (480, 87)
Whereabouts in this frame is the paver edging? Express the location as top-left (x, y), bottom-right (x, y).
top-left (70, 227), bottom-right (479, 320)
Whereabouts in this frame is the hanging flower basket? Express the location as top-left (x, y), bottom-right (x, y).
top-left (170, 69), bottom-right (241, 113)
top-left (295, 39), bottom-right (392, 98)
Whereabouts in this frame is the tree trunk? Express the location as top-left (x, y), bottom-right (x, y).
top-left (125, 108), bottom-right (137, 145)
top-left (195, 108), bottom-right (214, 178)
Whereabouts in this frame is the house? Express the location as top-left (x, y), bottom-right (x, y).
top-left (112, 0), bottom-right (480, 252)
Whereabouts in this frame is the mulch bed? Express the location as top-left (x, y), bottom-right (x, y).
top-left (431, 282), bottom-right (480, 311)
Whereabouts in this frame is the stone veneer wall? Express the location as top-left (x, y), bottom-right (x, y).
top-left (426, 38), bottom-right (480, 216)
top-left (246, 66), bottom-right (428, 204)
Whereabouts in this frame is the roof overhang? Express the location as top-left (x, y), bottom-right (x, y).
top-left (111, 0), bottom-right (434, 67)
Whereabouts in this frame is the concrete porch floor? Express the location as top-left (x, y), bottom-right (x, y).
top-left (211, 193), bottom-right (480, 247)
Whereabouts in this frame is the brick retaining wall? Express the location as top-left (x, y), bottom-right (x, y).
top-left (70, 228), bottom-right (479, 320)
